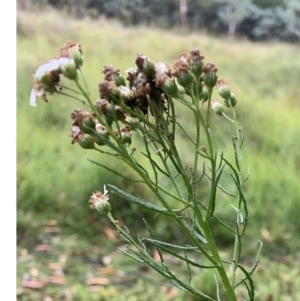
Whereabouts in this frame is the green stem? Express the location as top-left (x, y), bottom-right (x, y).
top-left (229, 105), bottom-right (243, 289)
top-left (57, 90), bottom-right (86, 105)
top-left (191, 89), bottom-right (236, 300)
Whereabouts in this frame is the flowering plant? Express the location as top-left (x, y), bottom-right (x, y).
top-left (30, 41), bottom-right (262, 301)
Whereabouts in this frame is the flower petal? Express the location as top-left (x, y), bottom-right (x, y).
top-left (30, 89), bottom-right (38, 106)
top-left (35, 59), bottom-right (60, 80)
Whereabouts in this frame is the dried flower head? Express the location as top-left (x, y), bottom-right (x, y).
top-left (99, 80), bottom-right (122, 103)
top-left (126, 68), bottom-right (138, 88)
top-left (216, 78), bottom-right (231, 100)
top-left (172, 53), bottom-right (190, 77)
top-left (202, 62), bottom-right (218, 88)
top-left (189, 49), bottom-right (205, 78)
top-left (56, 41), bottom-right (84, 68)
top-left (172, 53), bottom-right (194, 88)
top-left (89, 186), bottom-right (111, 215)
top-left (114, 125), bottom-right (132, 145)
top-left (211, 100), bottom-right (224, 116)
top-left (30, 59), bottom-right (62, 106)
top-left (155, 62), bottom-right (172, 77)
top-left (95, 121), bottom-right (107, 133)
top-left (155, 62), bottom-right (173, 89)
top-left (69, 126), bottom-right (84, 144)
top-left (70, 109), bottom-right (94, 127)
top-left (135, 54), bottom-right (149, 70)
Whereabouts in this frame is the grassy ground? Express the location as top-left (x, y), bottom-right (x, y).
top-left (17, 8), bottom-right (300, 300)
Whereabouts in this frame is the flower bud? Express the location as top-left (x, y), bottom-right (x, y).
top-left (172, 54), bottom-right (194, 90)
top-left (202, 63), bottom-right (218, 88)
top-left (211, 100), bottom-right (224, 116)
top-left (189, 49), bottom-right (205, 79)
top-left (118, 85), bottom-right (136, 102)
top-left (102, 65), bottom-right (126, 86)
top-left (89, 186), bottom-right (111, 215)
top-left (57, 41), bottom-right (84, 68)
top-left (115, 125), bottom-right (132, 145)
top-left (70, 47), bottom-right (84, 68)
top-left (156, 74), bottom-right (179, 98)
top-left (124, 116), bottom-right (141, 131)
top-left (94, 122), bottom-right (109, 146)
top-left (114, 75), bottom-right (126, 87)
top-left (99, 81), bottom-right (123, 104)
top-left (78, 134), bottom-right (95, 149)
top-left (135, 54), bottom-right (155, 78)
top-left (126, 68), bottom-right (138, 88)
top-left (217, 83), bottom-right (231, 100)
top-left (224, 92), bottom-right (237, 108)
top-left (177, 71), bottom-right (194, 90)
top-left (58, 58), bottom-right (78, 80)
top-left (200, 88), bottom-right (209, 102)
top-left (142, 61), bottom-right (156, 78)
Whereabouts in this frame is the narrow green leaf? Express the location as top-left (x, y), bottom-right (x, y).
top-left (132, 157), bottom-right (149, 178)
top-left (108, 185), bottom-right (181, 217)
top-left (142, 134), bottom-right (158, 185)
top-left (156, 244), bottom-right (217, 269)
top-left (141, 151), bottom-right (170, 179)
top-left (236, 264), bottom-right (255, 301)
top-left (143, 238), bottom-right (200, 251)
top-left (118, 247), bottom-right (145, 263)
top-left (232, 137), bottom-right (240, 171)
top-left (230, 175), bottom-right (248, 236)
top-left (243, 166), bottom-right (251, 182)
top-left (182, 219), bottom-right (207, 243)
top-left (207, 164), bottom-right (225, 218)
top-left (143, 218), bottom-right (165, 268)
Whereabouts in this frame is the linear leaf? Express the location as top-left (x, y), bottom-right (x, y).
top-left (108, 185), bottom-right (181, 217)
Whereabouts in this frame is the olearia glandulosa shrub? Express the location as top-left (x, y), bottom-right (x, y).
top-left (30, 41), bottom-right (262, 301)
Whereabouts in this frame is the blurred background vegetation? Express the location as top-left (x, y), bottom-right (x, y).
top-left (18, 0), bottom-right (300, 42)
top-left (17, 1), bottom-right (300, 300)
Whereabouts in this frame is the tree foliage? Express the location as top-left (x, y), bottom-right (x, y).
top-left (19, 0), bottom-right (300, 42)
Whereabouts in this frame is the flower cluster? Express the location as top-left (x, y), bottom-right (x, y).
top-left (90, 50), bottom-right (212, 135)
top-left (68, 107), bottom-right (131, 149)
top-left (30, 41), bottom-right (83, 106)
top-left (30, 44), bottom-right (237, 149)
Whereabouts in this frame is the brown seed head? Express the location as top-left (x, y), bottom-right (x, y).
top-left (70, 109), bottom-right (94, 127)
top-left (126, 68), bottom-right (138, 88)
top-left (135, 54), bottom-right (149, 70)
top-left (202, 62), bottom-right (218, 74)
top-left (94, 99), bottom-right (110, 114)
top-left (172, 53), bottom-right (190, 77)
top-left (69, 126), bottom-right (84, 144)
top-left (99, 80), bottom-right (117, 99)
top-left (56, 41), bottom-right (82, 59)
top-left (102, 65), bottom-right (121, 81)
top-left (190, 49), bottom-right (205, 64)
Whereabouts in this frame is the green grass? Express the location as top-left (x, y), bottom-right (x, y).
top-left (17, 8), bottom-right (300, 300)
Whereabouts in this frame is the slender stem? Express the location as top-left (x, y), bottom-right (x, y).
top-left (206, 87), bottom-right (213, 128)
top-left (126, 154), bottom-right (217, 265)
top-left (57, 90), bottom-right (86, 105)
top-left (230, 105), bottom-right (243, 289)
top-left (190, 89), bottom-right (236, 300)
top-left (79, 67), bottom-right (90, 93)
top-left (61, 85), bottom-right (82, 95)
